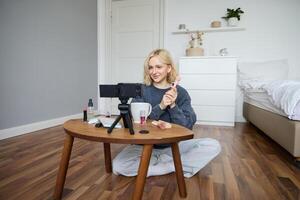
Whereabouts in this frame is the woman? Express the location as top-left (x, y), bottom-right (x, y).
top-left (140, 49), bottom-right (196, 130)
top-left (113, 49), bottom-right (220, 178)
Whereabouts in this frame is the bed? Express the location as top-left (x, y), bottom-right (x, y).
top-left (238, 60), bottom-right (300, 160)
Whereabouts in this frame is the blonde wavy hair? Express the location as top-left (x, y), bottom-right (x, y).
top-left (143, 49), bottom-right (178, 86)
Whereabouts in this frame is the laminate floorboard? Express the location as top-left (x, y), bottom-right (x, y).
top-left (1, 122), bottom-right (300, 199)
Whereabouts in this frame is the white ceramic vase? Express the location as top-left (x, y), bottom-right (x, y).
top-left (228, 17), bottom-right (238, 27)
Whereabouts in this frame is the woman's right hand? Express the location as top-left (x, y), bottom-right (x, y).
top-left (159, 88), bottom-right (177, 110)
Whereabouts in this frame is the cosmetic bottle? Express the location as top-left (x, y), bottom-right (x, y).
top-left (83, 109), bottom-right (87, 121)
top-left (87, 98), bottom-right (94, 121)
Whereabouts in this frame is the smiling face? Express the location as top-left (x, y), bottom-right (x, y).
top-left (148, 55), bottom-right (171, 87)
top-left (143, 49), bottom-right (178, 86)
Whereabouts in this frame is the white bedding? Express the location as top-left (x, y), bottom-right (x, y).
top-left (264, 80), bottom-right (300, 119)
top-left (240, 80), bottom-right (300, 121)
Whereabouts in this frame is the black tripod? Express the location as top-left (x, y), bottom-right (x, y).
top-left (107, 98), bottom-right (134, 134)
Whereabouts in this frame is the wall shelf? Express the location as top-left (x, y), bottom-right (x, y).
top-left (172, 27), bottom-right (245, 34)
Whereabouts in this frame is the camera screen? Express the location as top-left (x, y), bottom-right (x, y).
top-left (99, 84), bottom-right (118, 97)
top-left (99, 83), bottom-right (142, 99)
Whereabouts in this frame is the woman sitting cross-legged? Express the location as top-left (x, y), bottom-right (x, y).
top-left (113, 49), bottom-right (221, 178)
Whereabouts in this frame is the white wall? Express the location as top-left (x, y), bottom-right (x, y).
top-left (164, 0), bottom-right (300, 121)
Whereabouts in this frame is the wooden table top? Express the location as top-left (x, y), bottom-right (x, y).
top-left (63, 119), bottom-right (194, 144)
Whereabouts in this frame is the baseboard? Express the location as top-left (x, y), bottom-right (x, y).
top-left (235, 115), bottom-right (247, 122)
top-left (0, 113), bottom-right (82, 140)
top-left (195, 121), bottom-right (235, 127)
top-left (0, 113), bottom-right (247, 140)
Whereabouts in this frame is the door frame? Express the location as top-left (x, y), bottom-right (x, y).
top-left (97, 0), bottom-right (166, 113)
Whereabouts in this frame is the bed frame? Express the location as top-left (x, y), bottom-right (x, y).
top-left (243, 102), bottom-right (300, 161)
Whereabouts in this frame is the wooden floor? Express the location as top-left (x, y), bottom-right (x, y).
top-left (1, 122), bottom-right (300, 200)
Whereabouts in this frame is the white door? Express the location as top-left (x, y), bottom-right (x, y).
top-left (110, 0), bottom-right (162, 114)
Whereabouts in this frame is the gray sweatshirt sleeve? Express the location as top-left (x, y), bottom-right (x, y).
top-left (149, 104), bottom-right (165, 120)
top-left (168, 89), bottom-right (197, 130)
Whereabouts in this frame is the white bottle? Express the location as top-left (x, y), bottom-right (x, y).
top-left (87, 98), bottom-right (94, 121)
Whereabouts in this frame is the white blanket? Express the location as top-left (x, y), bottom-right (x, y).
top-left (263, 80), bottom-right (300, 119)
top-left (113, 138), bottom-right (221, 178)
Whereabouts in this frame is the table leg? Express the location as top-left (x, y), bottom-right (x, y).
top-left (54, 134), bottom-right (74, 200)
top-left (132, 144), bottom-right (153, 200)
top-left (103, 143), bottom-right (112, 173)
top-left (171, 142), bottom-right (187, 198)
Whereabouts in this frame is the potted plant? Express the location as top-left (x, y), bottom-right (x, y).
top-left (222, 7), bottom-right (244, 26)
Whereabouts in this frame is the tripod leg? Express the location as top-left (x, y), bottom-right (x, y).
top-left (122, 113), bottom-right (129, 128)
top-left (124, 113), bottom-right (135, 135)
top-left (107, 115), bottom-right (122, 133)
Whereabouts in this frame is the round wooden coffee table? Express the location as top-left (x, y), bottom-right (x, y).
top-left (54, 119), bottom-right (194, 200)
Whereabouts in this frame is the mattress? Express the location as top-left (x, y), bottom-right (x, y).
top-left (244, 91), bottom-right (287, 117)
top-left (244, 90), bottom-right (300, 121)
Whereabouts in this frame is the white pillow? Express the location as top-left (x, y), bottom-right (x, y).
top-left (238, 59), bottom-right (289, 81)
